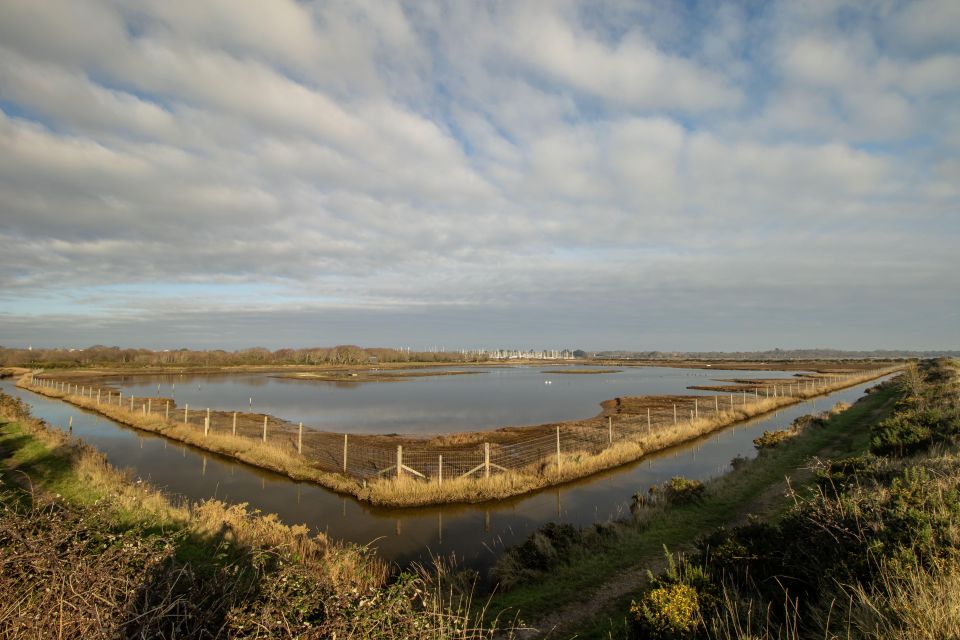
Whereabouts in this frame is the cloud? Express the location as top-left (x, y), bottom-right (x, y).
top-left (0, 0), bottom-right (956, 350)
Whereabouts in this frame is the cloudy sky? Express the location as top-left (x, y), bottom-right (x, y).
top-left (0, 0), bottom-right (957, 351)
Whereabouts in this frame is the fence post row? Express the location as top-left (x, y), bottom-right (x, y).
top-left (32, 366), bottom-right (890, 488)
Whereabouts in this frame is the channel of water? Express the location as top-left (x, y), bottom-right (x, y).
top-left (0, 372), bottom-right (888, 574)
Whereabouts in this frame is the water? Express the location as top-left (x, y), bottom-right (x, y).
top-left (1, 374), bottom-right (887, 574)
top-left (102, 366), bottom-right (801, 434)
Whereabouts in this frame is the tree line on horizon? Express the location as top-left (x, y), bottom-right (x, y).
top-left (593, 347), bottom-right (958, 360)
top-left (0, 345), bottom-right (479, 368)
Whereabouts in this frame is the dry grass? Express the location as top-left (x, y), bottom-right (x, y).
top-left (16, 366), bottom-right (899, 507)
top-left (0, 395), bottom-right (514, 639)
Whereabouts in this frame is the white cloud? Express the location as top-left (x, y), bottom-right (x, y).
top-left (0, 0), bottom-right (956, 349)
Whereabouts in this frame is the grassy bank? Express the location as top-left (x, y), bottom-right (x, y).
top-left (0, 391), bottom-right (508, 639)
top-left (485, 374), bottom-right (905, 637)
top-left (627, 358), bottom-right (960, 640)
top-left (16, 366), bottom-right (897, 507)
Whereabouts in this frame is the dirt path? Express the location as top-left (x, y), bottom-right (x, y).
top-left (518, 389), bottom-right (899, 639)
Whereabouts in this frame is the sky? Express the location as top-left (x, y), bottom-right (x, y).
top-left (0, 0), bottom-right (958, 352)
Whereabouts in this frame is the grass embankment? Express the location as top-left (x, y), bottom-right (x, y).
top-left (623, 359), bottom-right (960, 640)
top-left (0, 392), bottom-right (507, 639)
top-left (485, 376), bottom-right (904, 637)
top-left (16, 368), bottom-right (897, 508)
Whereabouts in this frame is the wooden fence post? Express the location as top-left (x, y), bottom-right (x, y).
top-left (484, 442), bottom-right (490, 479)
top-left (232, 412), bottom-right (237, 436)
top-left (297, 422), bottom-right (303, 454)
top-left (165, 400), bottom-right (170, 420)
top-left (555, 426), bottom-right (561, 473)
top-left (148, 398), bottom-right (152, 415)
top-left (96, 389), bottom-right (101, 405)
top-left (262, 416), bottom-right (268, 443)
top-left (343, 434), bottom-right (348, 472)
top-left (118, 391), bottom-right (122, 406)
top-left (129, 396), bottom-right (134, 411)
top-left (608, 416), bottom-right (613, 444)
top-left (184, 404), bottom-right (189, 424)
top-left (204, 417), bottom-right (209, 437)
top-left (438, 454), bottom-right (443, 485)
top-left (730, 394), bottom-right (734, 410)
top-left (673, 404), bottom-right (677, 425)
top-left (714, 396), bottom-right (719, 413)
top-left (694, 398), bottom-right (699, 419)
top-left (647, 407), bottom-right (651, 432)
top-left (396, 445), bottom-right (403, 479)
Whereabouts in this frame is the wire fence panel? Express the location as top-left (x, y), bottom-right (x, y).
top-left (26, 370), bottom-right (892, 487)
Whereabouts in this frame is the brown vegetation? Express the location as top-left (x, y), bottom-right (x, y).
top-left (0, 393), bottom-right (509, 639)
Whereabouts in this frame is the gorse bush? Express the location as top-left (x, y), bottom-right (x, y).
top-left (630, 552), bottom-right (715, 640)
top-left (631, 582), bottom-right (701, 640)
top-left (651, 477), bottom-right (706, 505)
top-left (870, 409), bottom-right (941, 456)
top-left (752, 428), bottom-right (796, 449)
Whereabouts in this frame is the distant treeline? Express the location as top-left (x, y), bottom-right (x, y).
top-left (0, 345), bottom-right (480, 369)
top-left (593, 348), bottom-right (959, 360)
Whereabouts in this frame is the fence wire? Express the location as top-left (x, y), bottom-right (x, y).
top-left (28, 371), bottom-right (885, 484)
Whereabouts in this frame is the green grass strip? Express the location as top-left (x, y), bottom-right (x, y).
top-left (487, 384), bottom-right (899, 637)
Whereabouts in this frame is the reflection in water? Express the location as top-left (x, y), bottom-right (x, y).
top-left (1, 376), bottom-right (889, 575)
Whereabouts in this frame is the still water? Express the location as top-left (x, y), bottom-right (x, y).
top-left (1, 374), bottom-right (887, 574)
top-left (104, 366), bottom-right (802, 434)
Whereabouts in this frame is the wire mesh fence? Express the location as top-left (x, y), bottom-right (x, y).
top-left (27, 370), bottom-right (893, 485)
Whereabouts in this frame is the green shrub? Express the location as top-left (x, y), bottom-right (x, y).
top-left (753, 428), bottom-right (797, 449)
top-left (492, 522), bottom-right (583, 589)
top-left (815, 453), bottom-right (885, 493)
top-left (630, 552), bottom-right (715, 640)
top-left (870, 410), bottom-right (940, 456)
top-left (630, 582), bottom-right (701, 640)
top-left (650, 477), bottom-right (705, 505)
